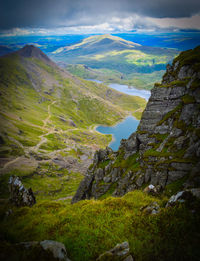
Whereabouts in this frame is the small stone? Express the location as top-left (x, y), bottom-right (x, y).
top-left (143, 184), bottom-right (158, 195)
top-left (96, 241), bottom-right (133, 261)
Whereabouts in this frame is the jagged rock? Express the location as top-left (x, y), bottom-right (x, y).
top-left (93, 147), bottom-right (113, 165)
top-left (71, 171), bottom-right (94, 204)
top-left (8, 176), bottom-right (36, 207)
top-left (119, 133), bottom-right (140, 159)
top-left (96, 241), bottom-right (133, 261)
top-left (140, 202), bottom-right (160, 215)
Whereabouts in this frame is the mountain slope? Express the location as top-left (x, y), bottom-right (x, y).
top-left (1, 46), bottom-right (200, 261)
top-left (72, 45), bottom-right (200, 202)
top-left (51, 34), bottom-right (178, 89)
top-left (0, 45), bottom-right (146, 201)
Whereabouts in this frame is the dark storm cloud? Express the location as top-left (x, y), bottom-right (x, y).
top-left (0, 0), bottom-right (200, 30)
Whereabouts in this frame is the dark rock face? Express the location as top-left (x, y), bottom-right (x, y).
top-left (8, 176), bottom-right (36, 207)
top-left (72, 46), bottom-right (200, 203)
top-left (96, 241), bottom-right (133, 261)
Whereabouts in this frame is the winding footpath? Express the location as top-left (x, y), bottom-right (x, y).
top-left (0, 101), bottom-right (57, 174)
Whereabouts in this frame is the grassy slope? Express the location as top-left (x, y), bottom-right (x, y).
top-left (1, 191), bottom-right (200, 261)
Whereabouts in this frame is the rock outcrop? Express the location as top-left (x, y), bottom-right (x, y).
top-left (72, 46), bottom-right (200, 203)
top-left (8, 176), bottom-right (36, 206)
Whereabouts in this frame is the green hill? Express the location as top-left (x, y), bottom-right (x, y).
top-left (51, 34), bottom-right (178, 89)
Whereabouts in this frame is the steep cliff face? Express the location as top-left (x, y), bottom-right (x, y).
top-left (72, 46), bottom-right (200, 203)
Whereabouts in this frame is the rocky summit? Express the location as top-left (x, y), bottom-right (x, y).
top-left (72, 46), bottom-right (200, 203)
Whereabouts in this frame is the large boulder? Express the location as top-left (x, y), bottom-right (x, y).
top-left (8, 176), bottom-right (36, 207)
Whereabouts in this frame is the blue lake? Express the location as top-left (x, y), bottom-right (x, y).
top-left (86, 79), bottom-right (151, 101)
top-left (109, 83), bottom-right (151, 101)
top-left (86, 79), bottom-right (148, 151)
top-left (96, 116), bottom-right (139, 151)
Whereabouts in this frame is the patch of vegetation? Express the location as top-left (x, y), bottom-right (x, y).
top-left (182, 94), bottom-right (195, 104)
top-left (1, 190), bottom-right (200, 261)
top-left (97, 159), bottom-right (111, 169)
top-left (190, 79), bottom-right (200, 90)
top-left (157, 103), bottom-right (182, 125)
top-left (173, 45), bottom-right (200, 72)
top-left (164, 176), bottom-right (189, 197)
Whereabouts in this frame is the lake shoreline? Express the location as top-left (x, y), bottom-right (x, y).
top-left (95, 115), bottom-right (139, 151)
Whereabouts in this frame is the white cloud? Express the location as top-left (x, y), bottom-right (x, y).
top-left (147, 14), bottom-right (200, 30)
top-left (1, 14), bottom-right (200, 36)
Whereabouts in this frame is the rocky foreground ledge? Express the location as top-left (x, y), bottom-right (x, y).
top-left (72, 46), bottom-right (200, 203)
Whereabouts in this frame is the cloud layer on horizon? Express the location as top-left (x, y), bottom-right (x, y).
top-left (1, 0), bottom-right (200, 35)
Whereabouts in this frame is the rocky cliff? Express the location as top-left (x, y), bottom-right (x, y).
top-left (72, 46), bottom-right (200, 203)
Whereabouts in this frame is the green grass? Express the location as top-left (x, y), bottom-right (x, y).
top-left (173, 45), bottom-right (200, 71)
top-left (0, 190), bottom-right (200, 261)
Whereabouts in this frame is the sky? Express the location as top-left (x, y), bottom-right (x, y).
top-left (0, 0), bottom-right (200, 35)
